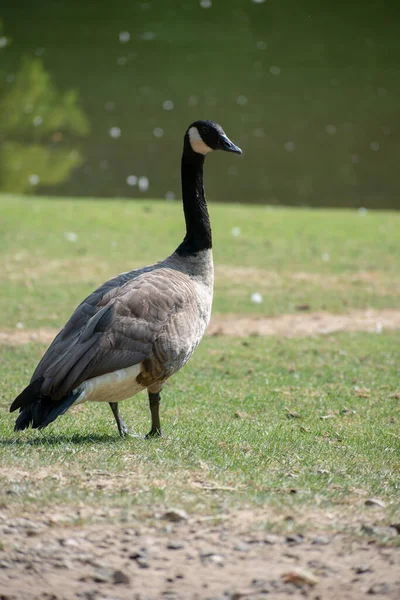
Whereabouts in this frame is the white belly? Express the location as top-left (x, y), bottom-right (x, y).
top-left (73, 363), bottom-right (145, 404)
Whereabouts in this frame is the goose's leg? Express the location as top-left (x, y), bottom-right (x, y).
top-left (109, 402), bottom-right (129, 437)
top-left (146, 392), bottom-right (162, 438)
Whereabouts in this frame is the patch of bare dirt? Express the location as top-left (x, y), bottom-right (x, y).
top-left (208, 309), bottom-right (400, 337)
top-left (1, 309), bottom-right (400, 346)
top-left (0, 327), bottom-right (59, 345)
top-left (0, 255), bottom-right (112, 283)
top-left (216, 266), bottom-right (400, 295)
top-left (0, 505), bottom-right (399, 600)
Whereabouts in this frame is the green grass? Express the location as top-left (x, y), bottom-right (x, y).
top-left (0, 194), bottom-right (399, 527)
top-left (1, 334), bottom-right (399, 521)
top-left (1, 194), bottom-right (400, 327)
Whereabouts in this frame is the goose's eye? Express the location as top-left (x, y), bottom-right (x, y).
top-left (200, 127), bottom-right (208, 136)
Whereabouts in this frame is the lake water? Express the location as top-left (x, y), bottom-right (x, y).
top-left (1, 0), bottom-right (399, 208)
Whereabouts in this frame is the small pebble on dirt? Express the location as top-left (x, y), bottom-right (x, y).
top-left (92, 568), bottom-right (112, 583)
top-left (161, 509), bottom-right (189, 522)
top-left (136, 556), bottom-right (149, 569)
top-left (167, 540), bottom-right (184, 550)
top-left (230, 590), bottom-right (260, 600)
top-left (365, 498), bottom-right (386, 508)
top-left (353, 564), bottom-right (372, 574)
top-left (251, 578), bottom-right (267, 587)
top-left (113, 569), bottom-right (130, 584)
top-left (264, 534), bottom-right (281, 545)
top-left (361, 524), bottom-right (398, 538)
top-left (233, 542), bottom-right (249, 552)
top-left (312, 536), bottom-right (330, 545)
top-left (368, 582), bottom-right (391, 595)
top-left (285, 534), bottom-right (304, 545)
top-left (200, 551), bottom-right (225, 566)
top-left (281, 567), bottom-right (319, 587)
top-left (390, 522), bottom-right (400, 533)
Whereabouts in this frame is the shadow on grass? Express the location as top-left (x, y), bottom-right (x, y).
top-left (0, 432), bottom-right (121, 446)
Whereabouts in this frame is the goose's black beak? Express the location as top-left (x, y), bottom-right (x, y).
top-left (218, 134), bottom-right (242, 154)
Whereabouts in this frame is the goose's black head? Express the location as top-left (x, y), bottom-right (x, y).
top-left (185, 120), bottom-right (242, 157)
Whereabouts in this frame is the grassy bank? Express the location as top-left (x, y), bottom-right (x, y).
top-left (1, 195), bottom-right (400, 328)
top-left (0, 194), bottom-right (399, 523)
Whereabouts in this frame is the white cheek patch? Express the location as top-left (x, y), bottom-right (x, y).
top-left (188, 126), bottom-right (213, 155)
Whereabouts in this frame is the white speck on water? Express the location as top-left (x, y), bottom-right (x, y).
top-left (64, 232), bottom-right (78, 242)
top-left (381, 125), bottom-right (391, 135)
top-left (200, 0), bottom-right (212, 7)
top-left (251, 292), bottom-right (263, 304)
top-left (0, 37), bottom-right (9, 48)
top-left (322, 252), bottom-right (330, 262)
top-left (35, 47), bottom-right (45, 56)
top-left (109, 127), bottom-right (121, 138)
top-left (231, 227), bottom-right (241, 237)
top-left (119, 31), bottom-right (130, 43)
top-left (33, 116), bottom-right (43, 126)
top-left (138, 176), bottom-right (149, 192)
top-left (252, 0), bottom-right (266, 4)
top-left (370, 141), bottom-right (380, 151)
top-left (254, 128), bottom-right (265, 138)
top-left (100, 159), bottom-right (109, 170)
top-left (236, 95), bottom-right (248, 106)
top-left (165, 191), bottom-right (176, 200)
top-left (142, 31), bottom-right (156, 41)
top-left (126, 175), bottom-right (137, 186)
top-left (163, 100), bottom-right (174, 111)
top-left (188, 95), bottom-right (198, 106)
top-left (358, 207), bottom-right (368, 216)
top-left (265, 379), bottom-right (269, 384)
top-left (351, 154), bottom-right (361, 164)
top-left (24, 104), bottom-right (33, 114)
top-left (256, 41), bottom-right (267, 50)
top-left (153, 127), bottom-right (164, 138)
top-left (377, 87), bottom-right (387, 96)
top-left (117, 56), bottom-right (127, 66)
top-left (284, 141), bottom-right (296, 152)
top-left (326, 125), bottom-right (337, 135)
top-left (16, 322), bottom-right (24, 330)
top-left (105, 101), bottom-right (115, 112)
top-left (270, 65), bottom-right (281, 75)
top-left (376, 322), bottom-right (382, 334)
top-left (29, 174), bottom-right (40, 186)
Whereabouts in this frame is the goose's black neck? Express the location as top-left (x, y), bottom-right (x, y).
top-left (176, 147), bottom-right (212, 257)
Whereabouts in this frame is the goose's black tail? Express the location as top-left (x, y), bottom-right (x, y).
top-left (10, 378), bottom-right (78, 431)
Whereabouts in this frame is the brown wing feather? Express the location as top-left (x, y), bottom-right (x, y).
top-left (31, 268), bottom-right (193, 402)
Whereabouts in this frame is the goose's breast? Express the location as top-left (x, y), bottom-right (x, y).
top-left (154, 281), bottom-right (212, 376)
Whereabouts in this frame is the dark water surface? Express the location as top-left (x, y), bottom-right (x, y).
top-left (1, 1), bottom-right (399, 208)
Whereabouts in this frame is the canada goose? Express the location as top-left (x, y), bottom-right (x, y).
top-left (10, 120), bottom-right (242, 437)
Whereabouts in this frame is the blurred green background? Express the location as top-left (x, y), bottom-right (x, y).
top-left (1, 0), bottom-right (399, 208)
